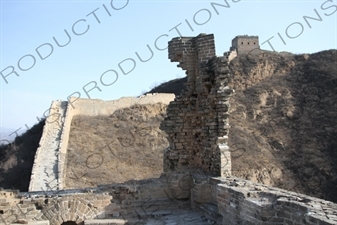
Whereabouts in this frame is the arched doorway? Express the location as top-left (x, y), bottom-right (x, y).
top-left (61, 222), bottom-right (77, 225)
top-left (42, 198), bottom-right (98, 225)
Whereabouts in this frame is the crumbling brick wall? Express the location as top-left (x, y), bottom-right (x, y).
top-left (0, 174), bottom-right (191, 225)
top-left (161, 33), bottom-right (234, 177)
top-left (210, 177), bottom-right (337, 225)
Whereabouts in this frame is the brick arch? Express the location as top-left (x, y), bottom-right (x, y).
top-left (41, 198), bottom-right (99, 225)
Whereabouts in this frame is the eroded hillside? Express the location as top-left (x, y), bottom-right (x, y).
top-left (228, 50), bottom-right (337, 202)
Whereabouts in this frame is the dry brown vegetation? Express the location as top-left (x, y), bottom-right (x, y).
top-left (228, 50), bottom-right (337, 202)
top-left (65, 103), bottom-right (169, 189)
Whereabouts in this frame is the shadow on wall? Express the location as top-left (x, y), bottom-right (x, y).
top-left (0, 119), bottom-right (45, 191)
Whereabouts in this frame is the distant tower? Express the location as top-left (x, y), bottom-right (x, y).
top-left (230, 35), bottom-right (260, 55)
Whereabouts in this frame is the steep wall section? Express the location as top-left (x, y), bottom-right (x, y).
top-left (65, 102), bottom-right (170, 189)
top-left (29, 94), bottom-right (174, 191)
top-left (58, 94), bottom-right (175, 190)
top-left (29, 100), bottom-right (67, 192)
top-left (161, 34), bottom-right (234, 176)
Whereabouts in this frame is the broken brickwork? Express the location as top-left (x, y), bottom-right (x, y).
top-left (161, 33), bottom-right (234, 177)
top-left (0, 174), bottom-right (192, 225)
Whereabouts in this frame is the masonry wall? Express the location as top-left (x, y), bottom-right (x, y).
top-left (59, 94), bottom-right (175, 190)
top-left (161, 34), bottom-right (234, 177)
top-left (190, 175), bottom-right (337, 225)
top-left (29, 100), bottom-right (67, 192)
top-left (1, 173), bottom-right (190, 225)
top-left (5, 174), bottom-right (337, 225)
top-left (28, 94), bottom-right (175, 192)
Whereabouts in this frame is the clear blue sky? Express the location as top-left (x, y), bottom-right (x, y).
top-left (0, 0), bottom-right (336, 131)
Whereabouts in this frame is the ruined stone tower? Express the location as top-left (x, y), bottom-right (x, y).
top-left (160, 33), bottom-right (234, 177)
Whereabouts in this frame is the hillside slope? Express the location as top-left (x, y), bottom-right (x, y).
top-left (0, 120), bottom-right (45, 191)
top-left (149, 49), bottom-right (337, 202)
